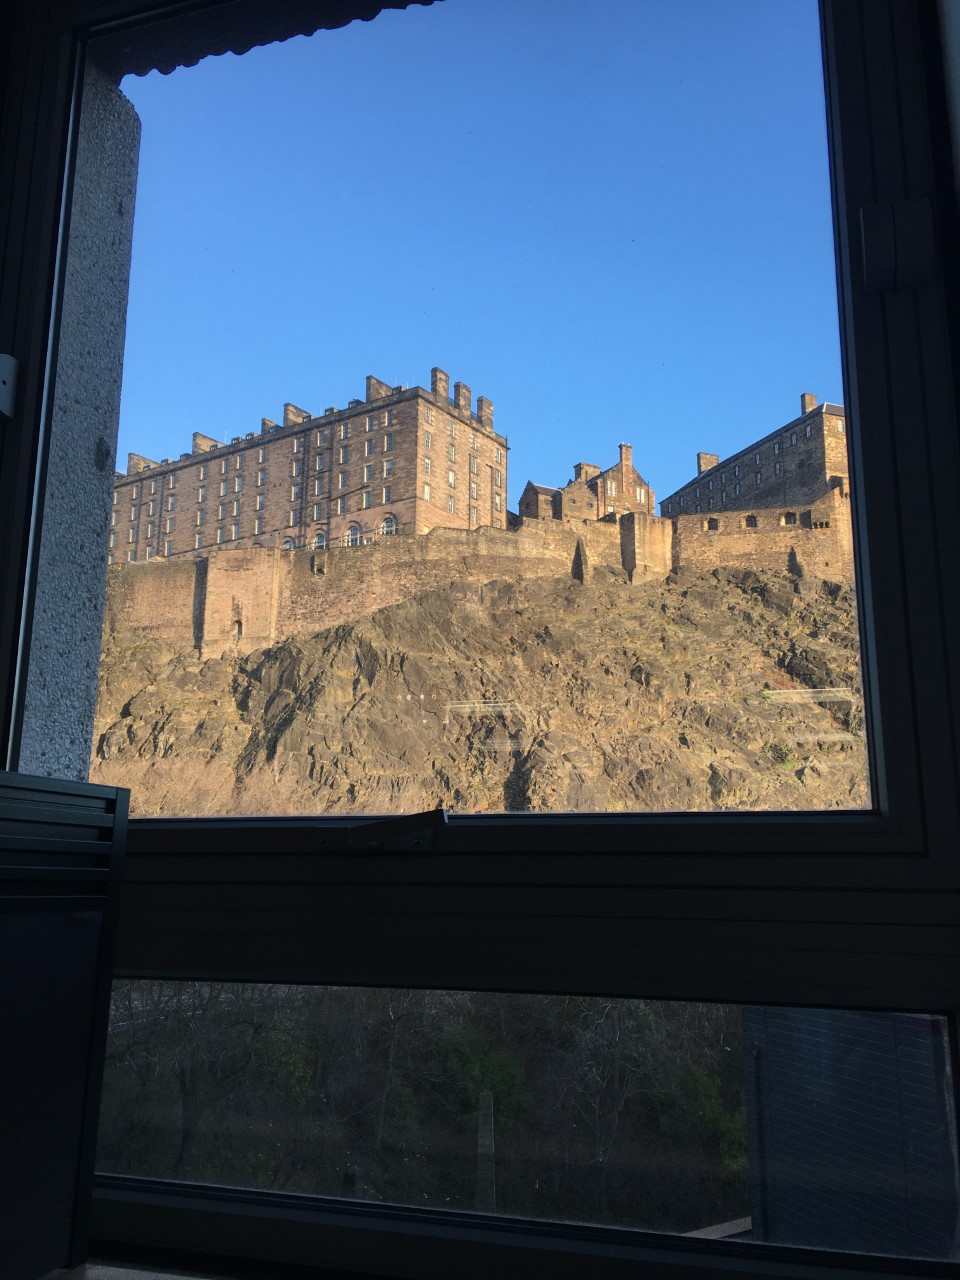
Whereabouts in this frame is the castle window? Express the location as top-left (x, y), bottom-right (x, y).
top-left (365, 438), bottom-right (374, 457)
top-left (735, 482), bottom-right (741, 496)
top-left (805, 422), bottom-right (813, 438)
top-left (281, 537), bottom-right (296, 550)
top-left (234, 476), bottom-right (242, 492)
top-left (707, 479), bottom-right (714, 491)
top-left (219, 459), bottom-right (227, 475)
top-left (494, 493), bottom-right (502, 512)
top-left (235, 455), bottom-right (242, 470)
top-left (781, 511), bottom-right (798, 525)
top-left (362, 491), bottom-right (372, 510)
top-left (637, 487), bottom-right (646, 504)
top-left (196, 510), bottom-right (204, 526)
top-left (194, 533), bottom-right (203, 550)
top-left (720, 471), bottom-right (726, 483)
top-left (257, 470), bottom-right (265, 486)
top-left (424, 431), bottom-right (432, 449)
top-left (755, 471), bottom-right (762, 485)
top-left (382, 486), bottom-right (391, 504)
top-left (706, 517), bottom-right (719, 531)
top-left (774, 460), bottom-right (782, 475)
top-left (365, 416), bottom-right (373, 433)
top-left (145, 545), bottom-right (154, 559)
top-left (165, 517), bottom-right (174, 534)
top-left (423, 483), bottom-right (432, 502)
top-left (695, 486), bottom-right (700, 498)
top-left (166, 495), bottom-right (175, 511)
top-left (707, 497), bottom-right (714, 509)
top-left (734, 464), bottom-right (741, 476)
top-left (363, 465), bottom-right (373, 484)
top-left (469, 455), bottom-right (478, 476)
top-left (150, 478), bottom-right (158, 494)
top-left (494, 470), bottom-right (502, 488)
top-left (774, 440), bottom-right (782, 455)
top-left (313, 530), bottom-right (326, 549)
top-left (381, 515), bottom-right (397, 536)
top-left (111, 511), bottom-right (118, 527)
top-left (232, 500), bottom-right (240, 516)
top-left (218, 503), bottom-right (226, 521)
top-left (424, 406), bottom-right (433, 425)
top-left (230, 524), bottom-right (239, 540)
top-left (754, 452), bottom-right (761, 466)
top-left (216, 528), bottom-right (224, 545)
top-left (197, 486), bottom-right (205, 502)
top-left (338, 472), bottom-right (347, 490)
top-left (130, 507), bottom-right (136, 522)
top-left (720, 490), bottom-right (726, 503)
top-left (126, 550), bottom-right (134, 562)
top-left (470, 481), bottom-right (478, 500)
top-left (385, 409), bottom-right (395, 427)
top-left (448, 443), bottom-right (456, 462)
top-left (293, 437), bottom-right (303, 453)
top-left (838, 421), bottom-right (845, 432)
top-left (341, 422), bottom-right (351, 440)
top-left (336, 497), bottom-right (346, 515)
top-left (448, 495), bottom-right (456, 513)
top-left (219, 480), bottom-right (228, 497)
top-left (147, 501), bottom-right (155, 517)
top-left (606, 505), bottom-right (614, 514)
top-left (606, 479), bottom-right (616, 497)
top-left (313, 503), bottom-right (322, 521)
top-left (790, 431), bottom-right (798, 446)
top-left (471, 434), bottom-right (478, 450)
top-left (384, 432), bottom-right (394, 452)
top-left (109, 532), bottom-right (116, 548)
top-left (470, 506), bottom-right (478, 524)
top-left (745, 515), bottom-right (758, 529)
top-left (146, 522), bottom-right (155, 537)
top-left (253, 517), bottom-right (263, 536)
top-left (383, 459), bottom-right (393, 478)
top-left (289, 509), bottom-right (299, 527)
top-left (257, 447), bottom-right (265, 464)
top-left (424, 458), bottom-right (431, 476)
top-left (312, 479), bottom-right (321, 497)
top-left (315, 454), bottom-right (325, 471)
top-left (131, 483), bottom-right (141, 500)
top-left (256, 494), bottom-right (265, 510)
top-left (347, 524), bottom-right (361, 547)
top-left (337, 448), bottom-right (347, 467)
top-left (494, 518), bottom-right (502, 529)
top-left (447, 469), bottom-right (456, 488)
top-left (449, 422), bottom-right (456, 440)
top-left (496, 447), bottom-right (503, 464)
top-left (168, 472), bottom-right (176, 487)
top-left (315, 430), bottom-right (326, 448)
top-left (695, 503), bottom-right (701, 513)
top-left (113, 491), bottom-right (118, 506)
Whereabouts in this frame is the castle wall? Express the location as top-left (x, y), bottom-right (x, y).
top-left (671, 491), bottom-right (853, 581)
top-left (619, 512), bottom-right (673, 578)
top-left (102, 557), bottom-right (200, 645)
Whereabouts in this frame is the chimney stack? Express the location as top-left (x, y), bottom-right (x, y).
top-left (477, 396), bottom-right (494, 429)
top-left (800, 392), bottom-right (818, 414)
top-left (619, 443), bottom-right (633, 471)
top-left (697, 452), bottom-right (720, 475)
top-left (431, 367), bottom-right (450, 402)
top-left (454, 381), bottom-right (471, 413)
top-left (366, 375), bottom-right (392, 402)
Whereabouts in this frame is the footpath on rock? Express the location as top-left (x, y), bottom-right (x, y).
top-left (91, 564), bottom-right (868, 816)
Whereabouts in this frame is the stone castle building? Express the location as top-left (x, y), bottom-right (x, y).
top-left (109, 367), bottom-right (508, 563)
top-left (519, 444), bottom-right (654, 524)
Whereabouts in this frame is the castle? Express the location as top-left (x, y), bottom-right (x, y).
top-left (105, 380), bottom-right (853, 655)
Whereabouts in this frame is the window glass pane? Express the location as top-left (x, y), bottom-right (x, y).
top-left (98, 982), bottom-right (957, 1261)
top-left (91, 0), bottom-right (869, 816)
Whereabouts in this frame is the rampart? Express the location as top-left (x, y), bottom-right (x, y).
top-left (102, 496), bottom-right (854, 656)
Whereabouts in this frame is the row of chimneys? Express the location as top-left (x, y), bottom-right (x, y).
top-left (572, 443), bottom-right (634, 484)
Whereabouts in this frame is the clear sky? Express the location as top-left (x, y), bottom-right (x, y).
top-left (117, 0), bottom-right (842, 510)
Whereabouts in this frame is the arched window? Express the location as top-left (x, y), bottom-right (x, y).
top-left (313, 531), bottom-right (327, 550)
top-left (347, 524), bottom-right (361, 547)
top-left (281, 537), bottom-right (296, 550)
top-left (380, 514), bottom-right (398, 536)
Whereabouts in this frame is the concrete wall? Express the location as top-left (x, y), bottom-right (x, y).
top-left (19, 60), bottom-right (139, 777)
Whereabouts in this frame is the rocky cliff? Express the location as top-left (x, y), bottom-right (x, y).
top-left (91, 565), bottom-right (868, 816)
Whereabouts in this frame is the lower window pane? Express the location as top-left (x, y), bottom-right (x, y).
top-left (97, 984), bottom-right (957, 1260)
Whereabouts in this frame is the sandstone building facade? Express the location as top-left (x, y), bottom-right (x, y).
top-left (519, 443), bottom-right (655, 523)
top-left (109, 367), bottom-right (508, 563)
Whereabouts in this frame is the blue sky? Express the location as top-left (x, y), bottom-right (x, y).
top-left (118, 0), bottom-right (841, 509)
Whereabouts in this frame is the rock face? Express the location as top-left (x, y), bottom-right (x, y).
top-left (91, 565), bottom-right (868, 816)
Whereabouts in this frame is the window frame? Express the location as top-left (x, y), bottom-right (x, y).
top-left (2, 2), bottom-right (960, 1279)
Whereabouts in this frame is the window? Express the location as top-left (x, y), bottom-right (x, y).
top-left (806, 422), bottom-right (813, 438)
top-left (493, 517), bottom-right (502, 528)
top-left (149, 478), bottom-right (158, 494)
top-left (364, 438), bottom-right (373, 457)
top-left (423, 482), bottom-right (432, 502)
top-left (606, 479), bottom-right (616, 497)
top-left (131, 484), bottom-right (140, 500)
top-left (218, 503), bottom-right (226, 521)
top-left (774, 440), bottom-right (781, 455)
top-left (734, 482), bottom-right (741, 496)
top-left (196, 510), bottom-right (204, 527)
top-left (470, 455), bottom-right (478, 476)
top-left (289, 509), bottom-right (299, 527)
top-left (338, 447), bottom-right (347, 466)
top-left (790, 431), bottom-right (797, 446)
top-left (382, 486), bottom-right (391, 504)
top-left (424, 458), bottom-right (431, 476)
top-left (447, 469), bottom-right (456, 488)
top-left (449, 422), bottom-right (456, 440)
top-left (147, 500), bottom-right (155, 517)
top-left (347, 524), bottom-right (361, 547)
top-left (495, 447), bottom-right (503, 464)
top-left (447, 495), bottom-right (456, 513)
top-left (234, 475), bottom-right (243, 492)
top-left (336, 497), bottom-right (346, 516)
top-left (312, 479), bottom-right (322, 497)
top-left (471, 433), bottom-right (478, 450)
top-left (781, 511), bottom-right (798, 526)
top-left (424, 406), bottom-right (433, 425)
top-left (258, 447), bottom-right (266, 463)
top-left (194, 532), bottom-right (203, 549)
top-left (294, 458), bottom-right (304, 476)
top-left (380, 515), bottom-right (397, 536)
top-left (385, 409), bottom-right (394, 426)
top-left (113, 491), bottom-right (118, 506)
top-left (293, 437), bottom-right (302, 454)
top-left (338, 472), bottom-right (347, 490)
top-left (108, 532), bottom-right (116, 548)
top-left (470, 481), bottom-right (478, 500)
top-left (755, 471), bottom-right (762, 485)
top-left (144, 545), bottom-right (154, 558)
top-left (281, 537), bottom-right (296, 550)
top-left (707, 497), bottom-right (714, 510)
top-left (314, 530), bottom-right (327, 549)
top-left (165, 517), bottom-right (174, 534)
top-left (219, 480), bottom-right (228, 497)
top-left (216, 527), bottom-right (224, 545)
top-left (383, 459), bottom-right (393, 478)
top-left (384, 432), bottom-right (393, 451)
top-left (424, 430), bottom-right (432, 449)
top-left (313, 502), bottom-right (322, 521)
top-left (146, 521), bottom-right (155, 537)
top-left (315, 429), bottom-right (326, 447)
top-left (470, 506), bottom-right (478, 524)
top-left (494, 470), bottom-right (502, 488)
top-left (363, 465), bottom-right (373, 484)
top-left (13, 7), bottom-right (960, 1280)
top-left (720, 471), bottom-right (725, 484)
top-left (315, 453), bottom-right (325, 471)
top-left (229, 523), bottom-right (238, 539)
top-left (232, 500), bottom-right (240, 516)
top-left (365, 415), bottom-right (374, 433)
top-left (448, 442), bottom-right (456, 462)
top-left (754, 451), bottom-right (761, 466)
top-left (254, 517), bottom-right (263, 535)
top-left (745, 514), bottom-right (758, 529)
top-left (774, 460), bottom-right (782, 475)
top-left (340, 422), bottom-right (351, 440)
top-left (256, 493), bottom-right (265, 511)
top-left (707, 479), bottom-right (714, 491)
top-left (219, 458), bottom-right (227, 475)
top-left (291, 484), bottom-right (302, 502)
top-left (197, 486), bottom-right (205, 502)
top-left (257, 469), bottom-right (265, 486)
top-left (235, 454), bottom-right (242, 470)
top-left (494, 493), bottom-right (502, 512)
top-left (734, 464), bottom-right (740, 476)
top-left (361, 491), bottom-right (372, 509)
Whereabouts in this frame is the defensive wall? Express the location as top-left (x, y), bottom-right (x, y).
top-left (103, 496), bottom-right (854, 656)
